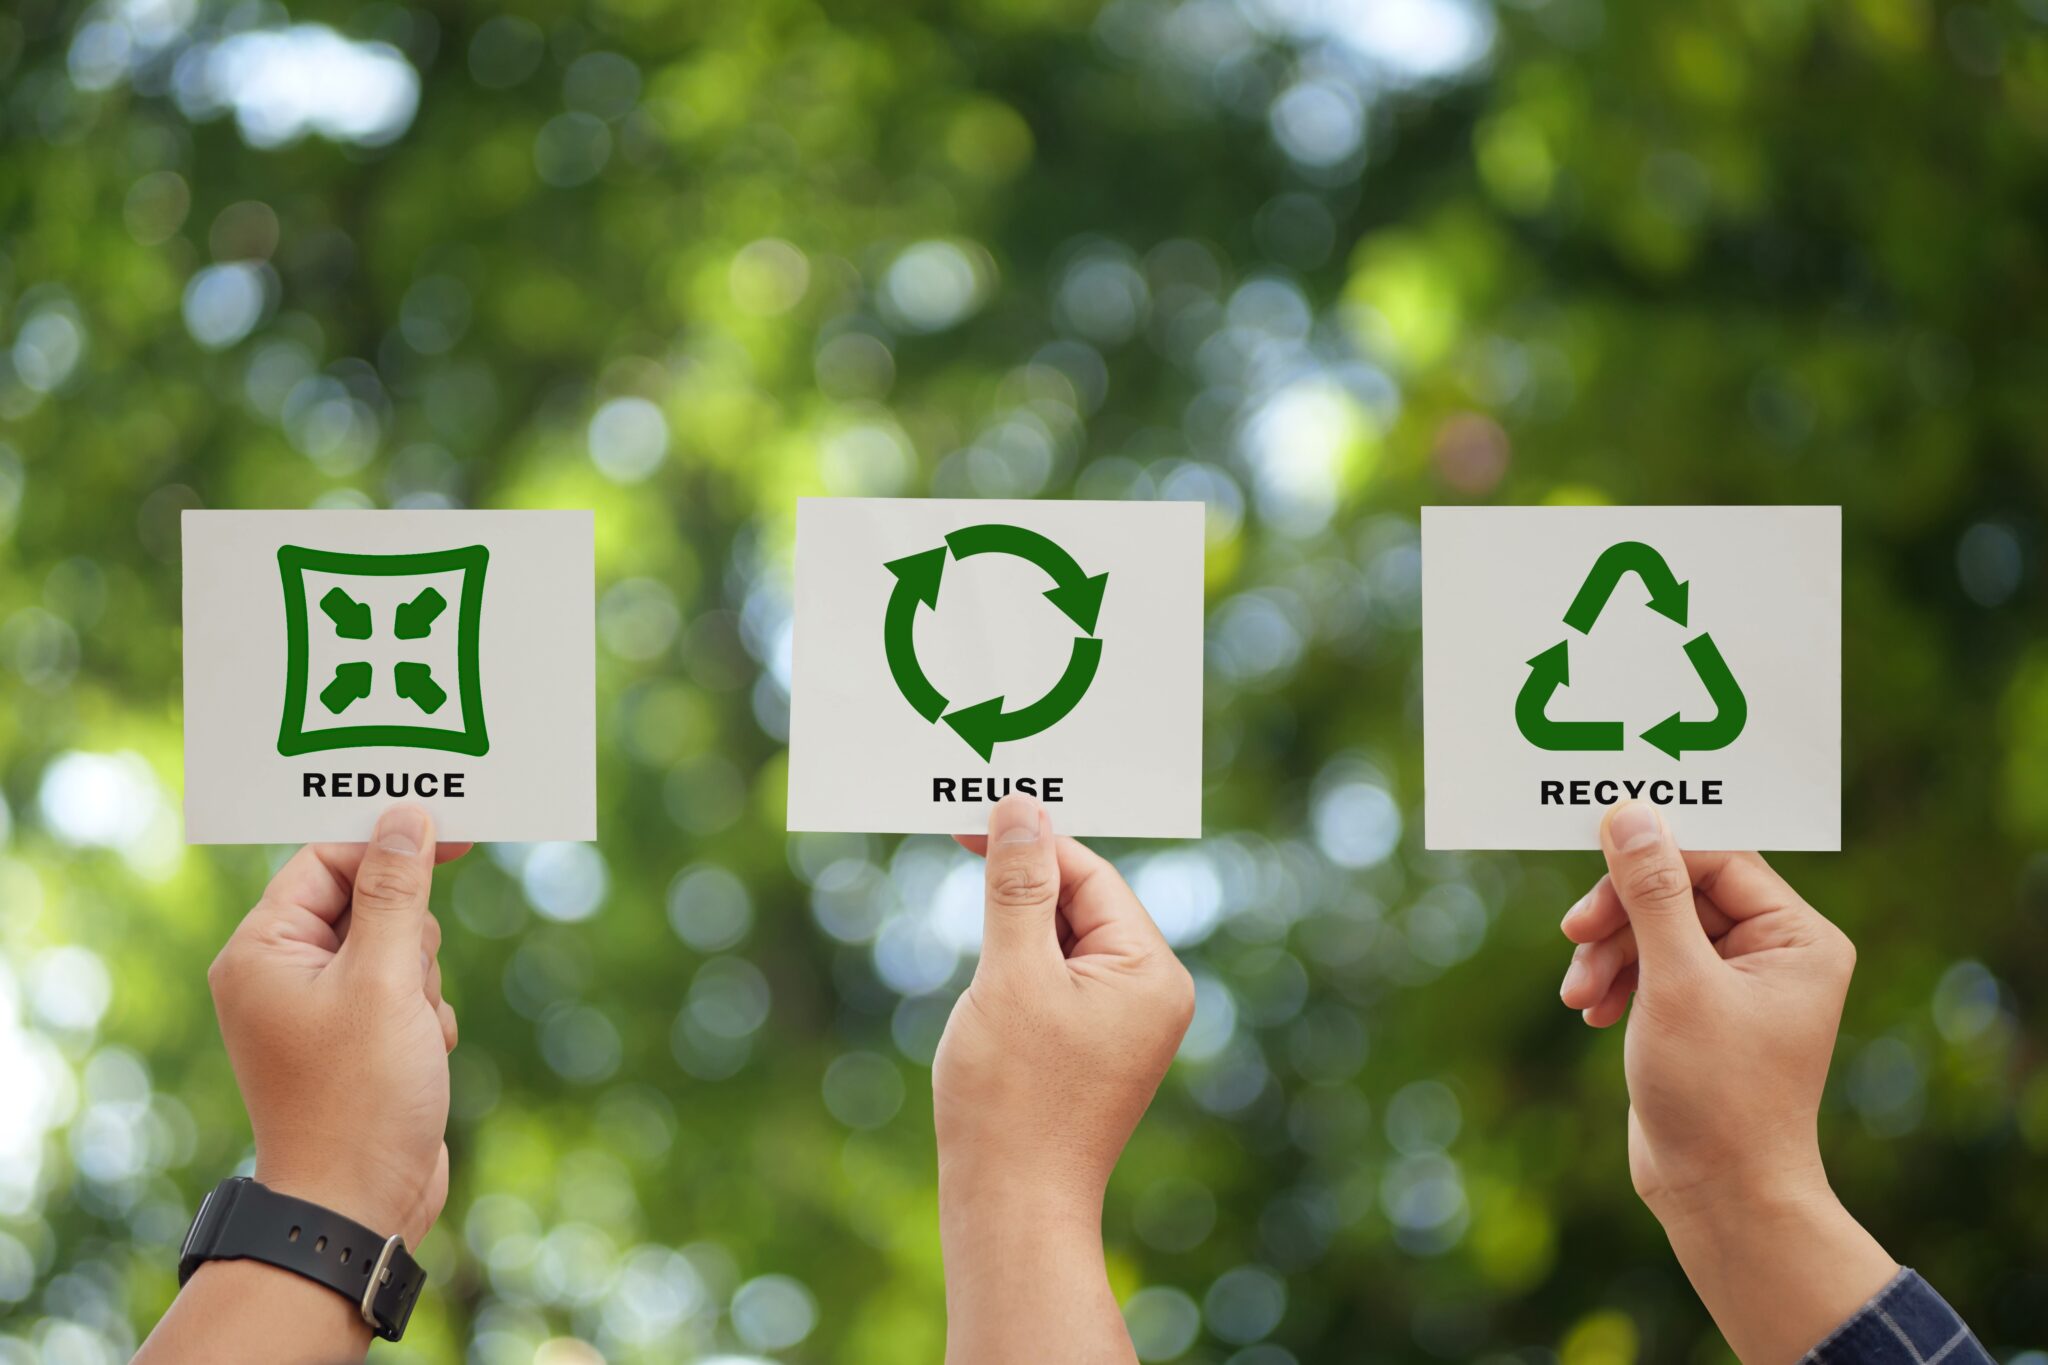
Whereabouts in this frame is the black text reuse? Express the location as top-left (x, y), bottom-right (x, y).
top-left (932, 776), bottom-right (1066, 802)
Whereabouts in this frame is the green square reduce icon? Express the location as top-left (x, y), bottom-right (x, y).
top-left (276, 544), bottom-right (491, 757)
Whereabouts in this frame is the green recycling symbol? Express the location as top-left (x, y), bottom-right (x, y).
top-left (883, 523), bottom-right (1108, 762)
top-left (1515, 541), bottom-right (1747, 759)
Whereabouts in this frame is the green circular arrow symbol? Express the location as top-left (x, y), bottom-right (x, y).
top-left (883, 523), bottom-right (1109, 762)
top-left (1515, 540), bottom-right (1748, 759)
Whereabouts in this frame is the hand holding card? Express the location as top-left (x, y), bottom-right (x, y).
top-left (933, 795), bottom-right (1193, 1365)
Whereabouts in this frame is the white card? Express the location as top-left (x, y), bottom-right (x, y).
top-left (787, 498), bottom-right (1204, 838)
top-left (182, 510), bottom-right (595, 843)
top-left (1423, 506), bottom-right (1840, 851)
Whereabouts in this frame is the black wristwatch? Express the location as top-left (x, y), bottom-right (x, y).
top-left (178, 1177), bottom-right (427, 1342)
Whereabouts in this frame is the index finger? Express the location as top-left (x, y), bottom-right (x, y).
top-left (1680, 849), bottom-right (1800, 920)
top-left (1561, 850), bottom-right (1797, 944)
top-left (266, 840), bottom-right (476, 920)
top-left (266, 843), bottom-right (371, 923)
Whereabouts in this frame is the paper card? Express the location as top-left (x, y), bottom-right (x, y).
top-left (787, 498), bottom-right (1205, 838)
top-left (182, 510), bottom-right (595, 844)
top-left (1423, 506), bottom-right (1840, 851)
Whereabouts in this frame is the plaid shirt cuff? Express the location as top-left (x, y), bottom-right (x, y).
top-left (1800, 1268), bottom-right (1994, 1365)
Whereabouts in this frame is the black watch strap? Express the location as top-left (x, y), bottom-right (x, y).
top-left (178, 1177), bottom-right (426, 1342)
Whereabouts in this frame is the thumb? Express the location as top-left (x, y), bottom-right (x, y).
top-left (1599, 801), bottom-right (1717, 982)
top-left (340, 805), bottom-right (435, 983)
top-left (979, 794), bottom-right (1061, 970)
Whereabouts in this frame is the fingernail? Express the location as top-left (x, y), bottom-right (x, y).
top-left (1560, 892), bottom-right (1589, 931)
top-left (1608, 801), bottom-right (1661, 852)
top-left (993, 795), bottom-right (1041, 845)
top-left (375, 805), bottom-right (428, 855)
top-left (1559, 951), bottom-right (1588, 1002)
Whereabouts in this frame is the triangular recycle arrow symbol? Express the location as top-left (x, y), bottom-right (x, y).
top-left (1515, 540), bottom-right (1747, 759)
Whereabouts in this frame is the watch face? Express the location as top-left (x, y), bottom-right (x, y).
top-left (179, 1188), bottom-right (214, 1258)
top-left (176, 1179), bottom-right (237, 1284)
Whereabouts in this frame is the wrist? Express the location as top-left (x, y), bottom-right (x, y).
top-left (938, 1140), bottom-right (1108, 1224)
top-left (1642, 1149), bottom-right (1834, 1241)
top-left (936, 1170), bottom-right (1131, 1365)
top-left (187, 1258), bottom-right (374, 1349)
top-left (938, 1157), bottom-right (1118, 1365)
top-left (143, 1259), bottom-right (373, 1364)
top-left (939, 1152), bottom-right (1105, 1272)
top-left (940, 1159), bottom-right (1104, 1235)
top-left (1653, 1174), bottom-right (1897, 1364)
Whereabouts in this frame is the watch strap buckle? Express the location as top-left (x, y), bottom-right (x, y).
top-left (360, 1233), bottom-right (408, 1338)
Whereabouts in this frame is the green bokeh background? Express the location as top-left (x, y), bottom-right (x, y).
top-left (3, 0), bottom-right (2046, 1361)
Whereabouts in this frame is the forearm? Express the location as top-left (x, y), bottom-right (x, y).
top-left (1655, 1182), bottom-right (1897, 1365)
top-left (135, 1259), bottom-right (372, 1365)
top-left (939, 1166), bottom-right (1134, 1365)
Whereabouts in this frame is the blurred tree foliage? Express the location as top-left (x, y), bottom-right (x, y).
top-left (2, 0), bottom-right (2047, 1361)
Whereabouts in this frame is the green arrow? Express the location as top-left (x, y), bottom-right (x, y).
top-left (319, 661), bottom-right (373, 714)
top-left (1564, 541), bottom-right (1689, 634)
top-left (942, 637), bottom-right (1104, 762)
top-left (394, 661), bottom-right (448, 715)
top-left (1641, 633), bottom-right (1747, 758)
top-left (944, 523), bottom-right (1109, 635)
top-left (883, 547), bottom-right (950, 723)
top-left (1515, 641), bottom-right (1625, 751)
top-left (319, 587), bottom-right (372, 640)
top-left (394, 586), bottom-right (446, 640)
